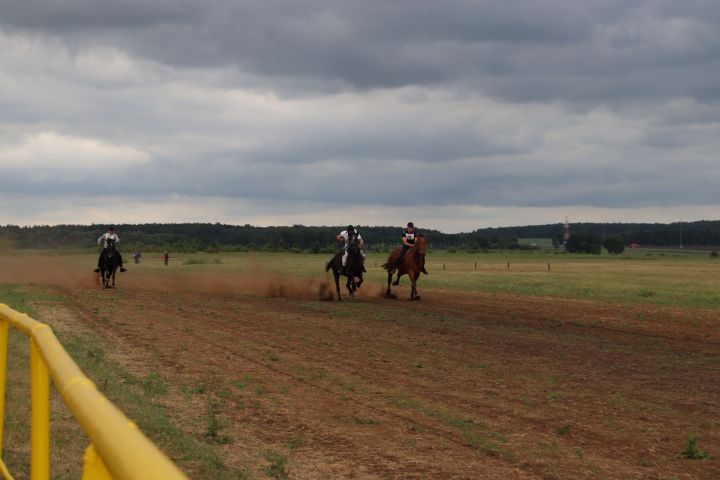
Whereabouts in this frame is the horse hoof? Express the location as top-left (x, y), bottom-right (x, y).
top-left (410, 296), bottom-right (421, 301)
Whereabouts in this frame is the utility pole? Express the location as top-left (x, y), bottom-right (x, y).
top-left (679, 225), bottom-right (683, 249)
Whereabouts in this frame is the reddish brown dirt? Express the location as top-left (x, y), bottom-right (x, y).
top-left (3, 257), bottom-right (719, 479)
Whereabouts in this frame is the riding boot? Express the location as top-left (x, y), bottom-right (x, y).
top-left (421, 267), bottom-right (428, 275)
top-left (120, 267), bottom-right (127, 272)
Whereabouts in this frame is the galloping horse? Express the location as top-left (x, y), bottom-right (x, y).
top-left (382, 234), bottom-right (427, 300)
top-left (325, 241), bottom-right (365, 301)
top-left (99, 239), bottom-right (121, 288)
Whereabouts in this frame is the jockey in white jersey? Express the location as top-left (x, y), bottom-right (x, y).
top-left (336, 225), bottom-right (366, 272)
top-left (94, 226), bottom-right (127, 273)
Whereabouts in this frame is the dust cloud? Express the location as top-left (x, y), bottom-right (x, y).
top-left (0, 253), bottom-right (384, 301)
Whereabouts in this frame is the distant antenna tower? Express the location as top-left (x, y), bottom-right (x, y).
top-left (563, 217), bottom-right (570, 245)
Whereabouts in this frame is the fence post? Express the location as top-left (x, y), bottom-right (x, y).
top-left (507, 262), bottom-right (510, 270)
top-left (0, 320), bottom-right (8, 455)
top-left (30, 339), bottom-right (50, 480)
top-left (548, 263), bottom-right (551, 271)
top-left (474, 261), bottom-right (477, 269)
top-left (443, 263), bottom-right (446, 270)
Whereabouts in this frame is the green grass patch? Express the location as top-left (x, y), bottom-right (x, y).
top-left (680, 435), bottom-right (711, 460)
top-left (264, 451), bottom-right (289, 479)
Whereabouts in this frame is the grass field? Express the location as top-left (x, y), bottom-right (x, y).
top-left (137, 249), bottom-right (720, 309)
top-left (0, 250), bottom-right (718, 479)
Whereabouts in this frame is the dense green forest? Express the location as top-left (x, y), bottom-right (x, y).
top-left (0, 223), bottom-right (520, 253)
top-left (474, 220), bottom-right (720, 248)
top-left (0, 220), bottom-right (718, 253)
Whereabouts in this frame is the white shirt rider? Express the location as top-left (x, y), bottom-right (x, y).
top-left (98, 232), bottom-right (120, 248)
top-left (336, 227), bottom-right (366, 267)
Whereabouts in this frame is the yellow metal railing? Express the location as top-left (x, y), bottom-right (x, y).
top-left (0, 304), bottom-right (189, 480)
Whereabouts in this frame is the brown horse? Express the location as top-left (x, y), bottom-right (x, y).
top-left (382, 234), bottom-right (427, 300)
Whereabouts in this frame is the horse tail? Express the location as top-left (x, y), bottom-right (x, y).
top-left (382, 262), bottom-right (391, 271)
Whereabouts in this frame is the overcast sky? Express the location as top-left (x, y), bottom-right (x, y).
top-left (1, 0), bottom-right (719, 233)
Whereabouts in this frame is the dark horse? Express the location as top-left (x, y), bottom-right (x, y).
top-left (325, 241), bottom-right (365, 301)
top-left (99, 239), bottom-right (120, 288)
top-left (382, 234), bottom-right (427, 300)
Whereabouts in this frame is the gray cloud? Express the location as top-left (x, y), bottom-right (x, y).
top-left (1, 1), bottom-right (719, 230)
top-left (3, 0), bottom-right (719, 101)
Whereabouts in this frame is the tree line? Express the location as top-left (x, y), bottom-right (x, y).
top-left (474, 221), bottom-right (720, 248)
top-left (0, 223), bottom-right (521, 253)
top-left (1, 220), bottom-right (718, 253)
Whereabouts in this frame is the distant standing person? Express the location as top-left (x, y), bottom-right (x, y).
top-left (94, 226), bottom-right (127, 273)
top-left (163, 250), bottom-right (169, 266)
top-left (133, 250), bottom-right (141, 264)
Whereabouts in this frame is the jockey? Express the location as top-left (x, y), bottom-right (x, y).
top-left (396, 222), bottom-right (428, 274)
top-left (336, 225), bottom-right (366, 272)
top-left (94, 226), bottom-right (127, 273)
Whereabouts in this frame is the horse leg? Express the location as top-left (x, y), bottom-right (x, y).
top-left (409, 272), bottom-right (419, 300)
top-left (385, 271), bottom-right (396, 299)
top-left (346, 277), bottom-right (355, 297)
top-left (112, 268), bottom-right (117, 288)
top-left (333, 270), bottom-right (342, 301)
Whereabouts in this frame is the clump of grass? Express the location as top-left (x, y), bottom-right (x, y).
top-left (556, 424), bottom-right (572, 436)
top-left (638, 289), bottom-right (657, 298)
top-left (548, 391), bottom-right (562, 401)
top-left (287, 433), bottom-right (304, 450)
top-left (679, 435), bottom-right (710, 459)
top-left (204, 400), bottom-right (233, 445)
top-left (142, 373), bottom-right (168, 397)
top-left (264, 451), bottom-right (289, 479)
top-left (191, 384), bottom-right (208, 394)
top-left (350, 417), bottom-right (380, 425)
top-left (204, 413), bottom-right (232, 445)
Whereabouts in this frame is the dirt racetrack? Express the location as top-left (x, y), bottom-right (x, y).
top-left (3, 257), bottom-right (719, 479)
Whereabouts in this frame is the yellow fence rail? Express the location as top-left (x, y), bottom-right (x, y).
top-left (0, 304), bottom-right (188, 480)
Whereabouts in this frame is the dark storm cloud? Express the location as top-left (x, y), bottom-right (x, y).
top-left (0, 0), bottom-right (200, 30)
top-left (3, 0), bottom-right (719, 102)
